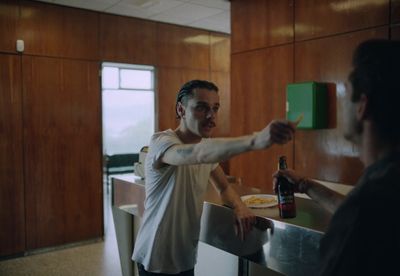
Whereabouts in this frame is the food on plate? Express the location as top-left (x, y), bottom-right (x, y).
top-left (242, 195), bottom-right (277, 206)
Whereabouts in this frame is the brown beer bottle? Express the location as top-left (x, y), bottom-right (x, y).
top-left (277, 156), bottom-right (296, 218)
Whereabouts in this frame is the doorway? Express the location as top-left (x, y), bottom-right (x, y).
top-left (101, 61), bottom-right (155, 245)
top-left (102, 62), bottom-right (155, 157)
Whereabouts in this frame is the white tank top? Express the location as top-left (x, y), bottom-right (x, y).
top-left (132, 129), bottom-right (217, 273)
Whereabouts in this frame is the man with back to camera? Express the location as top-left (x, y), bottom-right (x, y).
top-left (132, 79), bottom-right (297, 275)
top-left (273, 39), bottom-right (400, 275)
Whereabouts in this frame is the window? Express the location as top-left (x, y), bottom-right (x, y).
top-left (102, 62), bottom-right (155, 155)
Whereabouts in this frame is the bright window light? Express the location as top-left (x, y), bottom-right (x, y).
top-left (102, 67), bottom-right (119, 89)
top-left (102, 63), bottom-right (155, 155)
top-left (120, 69), bottom-right (153, 89)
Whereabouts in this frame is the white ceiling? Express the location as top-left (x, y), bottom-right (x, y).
top-left (33, 0), bottom-right (231, 34)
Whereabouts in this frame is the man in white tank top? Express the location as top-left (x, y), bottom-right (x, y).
top-left (132, 80), bottom-right (296, 275)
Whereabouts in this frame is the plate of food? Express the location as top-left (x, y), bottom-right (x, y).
top-left (241, 194), bottom-right (278, 208)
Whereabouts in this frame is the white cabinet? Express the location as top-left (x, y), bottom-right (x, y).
top-left (196, 242), bottom-right (238, 276)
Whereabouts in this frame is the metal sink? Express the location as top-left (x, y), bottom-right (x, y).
top-left (199, 202), bottom-right (273, 257)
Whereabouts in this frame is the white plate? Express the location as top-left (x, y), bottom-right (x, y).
top-left (241, 194), bottom-right (278, 208)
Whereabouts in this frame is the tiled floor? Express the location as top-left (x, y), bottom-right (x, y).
top-left (0, 184), bottom-right (123, 276)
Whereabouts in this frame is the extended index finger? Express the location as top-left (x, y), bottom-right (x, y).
top-left (293, 113), bottom-right (304, 127)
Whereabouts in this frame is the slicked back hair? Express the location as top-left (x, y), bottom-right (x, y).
top-left (175, 80), bottom-right (219, 118)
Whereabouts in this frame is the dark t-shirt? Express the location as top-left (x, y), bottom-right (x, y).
top-left (319, 152), bottom-right (400, 276)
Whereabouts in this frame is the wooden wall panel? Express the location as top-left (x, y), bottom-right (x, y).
top-left (210, 33), bottom-right (231, 137)
top-left (100, 14), bottom-right (156, 65)
top-left (295, 0), bottom-right (389, 41)
top-left (210, 33), bottom-right (230, 73)
top-left (156, 67), bottom-right (210, 132)
top-left (0, 0), bottom-right (230, 254)
top-left (231, 0), bottom-right (294, 53)
top-left (23, 56), bottom-right (102, 249)
top-left (294, 28), bottom-right (388, 184)
top-left (231, 0), bottom-right (395, 187)
top-left (210, 71), bottom-right (230, 137)
top-left (156, 67), bottom-right (180, 132)
top-left (0, 0), bottom-right (19, 53)
top-left (209, 70), bottom-right (231, 176)
top-left (156, 24), bottom-right (210, 70)
top-left (19, 1), bottom-right (99, 60)
top-left (230, 45), bottom-right (294, 190)
top-left (0, 54), bottom-right (25, 256)
top-left (392, 0), bottom-right (400, 23)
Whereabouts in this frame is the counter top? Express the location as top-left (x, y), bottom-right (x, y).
top-left (112, 175), bottom-right (331, 232)
top-left (111, 175), bottom-right (145, 217)
top-left (112, 175), bottom-right (332, 276)
top-left (203, 180), bottom-right (331, 234)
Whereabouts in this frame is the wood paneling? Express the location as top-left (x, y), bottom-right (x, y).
top-left (294, 28), bottom-right (388, 184)
top-left (230, 0), bottom-right (394, 187)
top-left (157, 67), bottom-right (183, 132)
top-left (210, 33), bottom-right (231, 136)
top-left (0, 54), bottom-right (25, 256)
top-left (0, 0), bottom-right (19, 53)
top-left (100, 14), bottom-right (156, 65)
top-left (210, 71), bottom-right (230, 137)
top-left (0, 0), bottom-right (231, 254)
top-left (295, 0), bottom-right (389, 41)
top-left (19, 1), bottom-right (99, 60)
top-left (23, 56), bottom-right (102, 249)
top-left (231, 0), bottom-right (294, 53)
top-left (156, 24), bottom-right (210, 70)
top-left (210, 34), bottom-right (230, 72)
top-left (392, 0), bottom-right (400, 23)
top-left (156, 67), bottom-right (210, 131)
top-left (230, 45), bottom-right (294, 190)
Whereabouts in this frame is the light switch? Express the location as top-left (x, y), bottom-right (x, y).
top-left (16, 40), bottom-right (24, 52)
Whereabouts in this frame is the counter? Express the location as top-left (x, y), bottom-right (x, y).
top-left (112, 175), bottom-right (332, 276)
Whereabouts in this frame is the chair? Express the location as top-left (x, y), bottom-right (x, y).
top-left (104, 153), bottom-right (139, 191)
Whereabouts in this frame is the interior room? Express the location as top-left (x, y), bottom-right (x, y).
top-left (1, 0), bottom-right (399, 275)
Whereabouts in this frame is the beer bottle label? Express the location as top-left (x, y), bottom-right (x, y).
top-left (279, 194), bottom-right (294, 205)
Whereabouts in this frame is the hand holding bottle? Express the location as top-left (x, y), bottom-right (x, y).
top-left (274, 156), bottom-right (297, 218)
top-left (272, 169), bottom-right (308, 194)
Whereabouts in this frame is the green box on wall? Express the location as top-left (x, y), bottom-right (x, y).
top-left (286, 82), bottom-right (328, 129)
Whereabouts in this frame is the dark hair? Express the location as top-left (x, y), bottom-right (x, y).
top-left (175, 80), bottom-right (219, 118)
top-left (349, 39), bottom-right (400, 143)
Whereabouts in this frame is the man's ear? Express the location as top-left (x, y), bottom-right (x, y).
top-left (176, 102), bottom-right (185, 118)
top-left (357, 94), bottom-right (369, 120)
